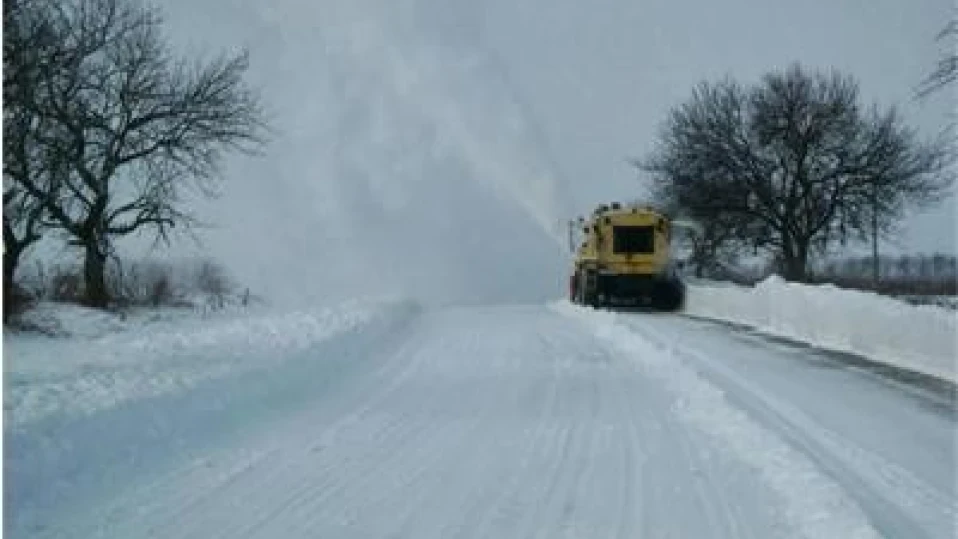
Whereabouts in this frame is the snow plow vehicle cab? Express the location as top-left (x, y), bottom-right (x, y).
top-left (569, 203), bottom-right (685, 311)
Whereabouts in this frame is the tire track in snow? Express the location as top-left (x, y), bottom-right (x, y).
top-left (613, 369), bottom-right (641, 539)
top-left (295, 418), bottom-right (472, 536)
top-left (231, 349), bottom-right (432, 536)
top-left (660, 396), bottom-right (759, 537)
top-left (300, 327), bottom-right (520, 536)
top-left (545, 353), bottom-right (611, 539)
top-left (61, 312), bottom-right (436, 539)
top-left (220, 308), bottom-right (561, 538)
top-left (623, 315), bottom-right (957, 539)
top-left (233, 420), bottom-right (432, 537)
top-left (437, 328), bottom-right (560, 537)
top-left (507, 331), bottom-right (577, 539)
top-left (609, 340), bottom-right (767, 539)
top-left (556, 301), bottom-right (882, 539)
top-left (530, 411), bottom-right (584, 539)
top-left (511, 325), bottom-right (601, 539)
top-left (218, 324), bottom-right (450, 538)
top-left (399, 313), bottom-right (581, 538)
top-left (17, 304), bottom-right (898, 539)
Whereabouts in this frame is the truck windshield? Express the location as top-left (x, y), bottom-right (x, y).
top-left (612, 225), bottom-right (655, 254)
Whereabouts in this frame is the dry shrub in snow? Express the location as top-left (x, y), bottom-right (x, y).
top-left (10, 257), bottom-right (245, 315)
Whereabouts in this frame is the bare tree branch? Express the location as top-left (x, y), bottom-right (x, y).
top-left (640, 63), bottom-right (953, 281)
top-left (5, 0), bottom-right (269, 308)
top-left (916, 18), bottom-right (958, 99)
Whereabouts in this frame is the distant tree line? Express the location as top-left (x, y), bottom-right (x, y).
top-left (679, 252), bottom-right (958, 297)
top-left (821, 253), bottom-right (958, 280)
top-left (3, 0), bottom-right (268, 319)
top-left (635, 62), bottom-right (955, 284)
top-left (812, 253), bottom-right (958, 296)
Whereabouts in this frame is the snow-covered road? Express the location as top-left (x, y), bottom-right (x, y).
top-left (6, 303), bottom-right (956, 538)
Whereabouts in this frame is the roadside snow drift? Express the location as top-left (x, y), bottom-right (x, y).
top-left (684, 277), bottom-right (958, 384)
top-left (3, 298), bottom-right (421, 428)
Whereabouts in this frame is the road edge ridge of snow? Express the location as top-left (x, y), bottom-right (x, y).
top-left (552, 300), bottom-right (882, 539)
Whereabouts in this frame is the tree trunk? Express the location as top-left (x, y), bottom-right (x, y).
top-left (871, 185), bottom-right (880, 289)
top-left (692, 241), bottom-right (708, 278)
top-left (781, 241), bottom-right (809, 282)
top-left (82, 241), bottom-right (110, 309)
top-left (4, 247), bottom-right (22, 323)
top-left (3, 219), bottom-right (31, 323)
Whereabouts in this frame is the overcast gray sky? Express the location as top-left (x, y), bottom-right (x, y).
top-left (472, 0), bottom-right (956, 253)
top-left (150, 0), bottom-right (955, 305)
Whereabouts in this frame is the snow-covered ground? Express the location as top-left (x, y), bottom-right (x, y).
top-left (4, 297), bottom-right (422, 428)
top-left (5, 297), bottom-right (955, 538)
top-left (683, 276), bottom-right (958, 384)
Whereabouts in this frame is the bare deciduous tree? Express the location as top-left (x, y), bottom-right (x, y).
top-left (649, 192), bottom-right (744, 278)
top-left (3, 0), bottom-right (65, 318)
top-left (196, 258), bottom-right (234, 310)
top-left (917, 19), bottom-right (957, 99)
top-left (8, 0), bottom-right (267, 308)
top-left (640, 63), bottom-right (953, 281)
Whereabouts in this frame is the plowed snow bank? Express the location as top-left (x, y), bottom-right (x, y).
top-left (684, 277), bottom-right (957, 384)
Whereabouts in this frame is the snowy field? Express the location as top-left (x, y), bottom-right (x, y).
top-left (4, 297), bottom-right (422, 428)
top-left (4, 282), bottom-right (956, 538)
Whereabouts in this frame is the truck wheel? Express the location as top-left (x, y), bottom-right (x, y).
top-left (589, 274), bottom-right (603, 309)
top-left (580, 270), bottom-right (599, 308)
top-left (654, 280), bottom-right (685, 312)
top-left (573, 271), bottom-right (585, 305)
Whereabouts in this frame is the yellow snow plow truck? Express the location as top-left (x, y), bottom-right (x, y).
top-left (569, 202), bottom-right (686, 311)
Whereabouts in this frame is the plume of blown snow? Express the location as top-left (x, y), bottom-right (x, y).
top-left (156, 0), bottom-right (571, 308)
